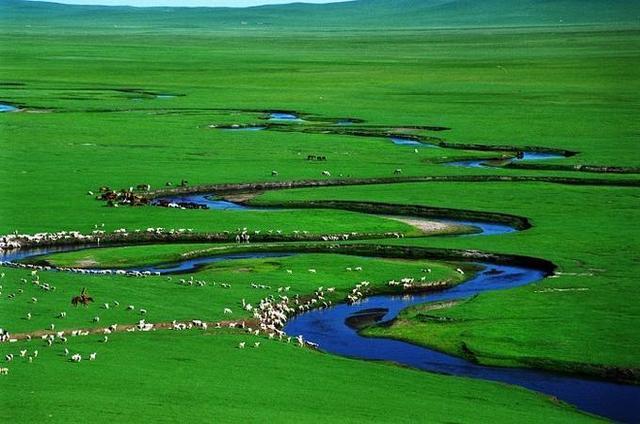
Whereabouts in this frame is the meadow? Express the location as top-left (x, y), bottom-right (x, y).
top-left (1, 2), bottom-right (639, 422)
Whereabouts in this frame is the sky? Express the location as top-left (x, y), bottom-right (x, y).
top-left (27, 0), bottom-right (350, 7)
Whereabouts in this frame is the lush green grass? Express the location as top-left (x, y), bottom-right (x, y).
top-left (1, 27), bottom-right (639, 237)
top-left (3, 0), bottom-right (639, 30)
top-left (257, 181), bottom-right (640, 376)
top-left (1, 252), bottom-right (465, 334)
top-left (0, 330), bottom-right (598, 424)
top-left (1, 4), bottom-right (639, 422)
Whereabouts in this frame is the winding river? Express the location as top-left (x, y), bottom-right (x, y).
top-left (285, 261), bottom-right (639, 423)
top-left (2, 115), bottom-right (637, 422)
top-left (3, 204), bottom-right (639, 422)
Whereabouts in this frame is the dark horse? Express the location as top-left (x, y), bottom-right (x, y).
top-left (71, 288), bottom-right (94, 307)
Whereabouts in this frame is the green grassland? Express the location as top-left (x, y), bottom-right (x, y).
top-left (2, 0), bottom-right (639, 30)
top-left (1, 0), bottom-right (639, 422)
top-left (1, 253), bottom-right (466, 333)
top-left (1, 26), bottom-right (639, 236)
top-left (0, 330), bottom-right (599, 424)
top-left (257, 182), bottom-right (640, 375)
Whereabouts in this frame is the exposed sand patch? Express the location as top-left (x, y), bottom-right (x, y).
top-left (222, 191), bottom-right (263, 203)
top-left (382, 215), bottom-right (465, 235)
top-left (75, 259), bottom-right (98, 267)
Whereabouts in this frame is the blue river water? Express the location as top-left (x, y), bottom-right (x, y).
top-left (269, 112), bottom-right (303, 121)
top-left (390, 137), bottom-right (438, 147)
top-left (447, 152), bottom-right (565, 168)
top-left (2, 198), bottom-right (637, 422)
top-left (0, 104), bottom-right (18, 112)
top-left (132, 252), bottom-right (293, 274)
top-left (447, 220), bottom-right (518, 237)
top-left (283, 264), bottom-right (639, 423)
top-left (151, 194), bottom-right (262, 211)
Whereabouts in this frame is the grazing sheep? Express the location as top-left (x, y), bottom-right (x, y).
top-left (394, 168), bottom-right (402, 175)
top-left (223, 308), bottom-right (233, 315)
top-left (254, 342), bottom-right (261, 348)
top-left (71, 354), bottom-right (82, 362)
top-left (0, 368), bottom-right (8, 375)
top-left (5, 354), bottom-right (14, 362)
top-left (456, 268), bottom-right (465, 275)
top-left (89, 352), bottom-right (97, 361)
top-left (238, 342), bottom-right (245, 349)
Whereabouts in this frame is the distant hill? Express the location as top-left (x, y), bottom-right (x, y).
top-left (1, 0), bottom-right (639, 30)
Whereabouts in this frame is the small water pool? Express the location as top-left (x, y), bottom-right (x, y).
top-left (390, 137), bottom-right (437, 147)
top-left (0, 104), bottom-right (18, 112)
top-left (269, 112), bottom-right (304, 122)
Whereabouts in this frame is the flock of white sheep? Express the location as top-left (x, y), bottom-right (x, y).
top-left (2, 239), bottom-right (462, 380)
